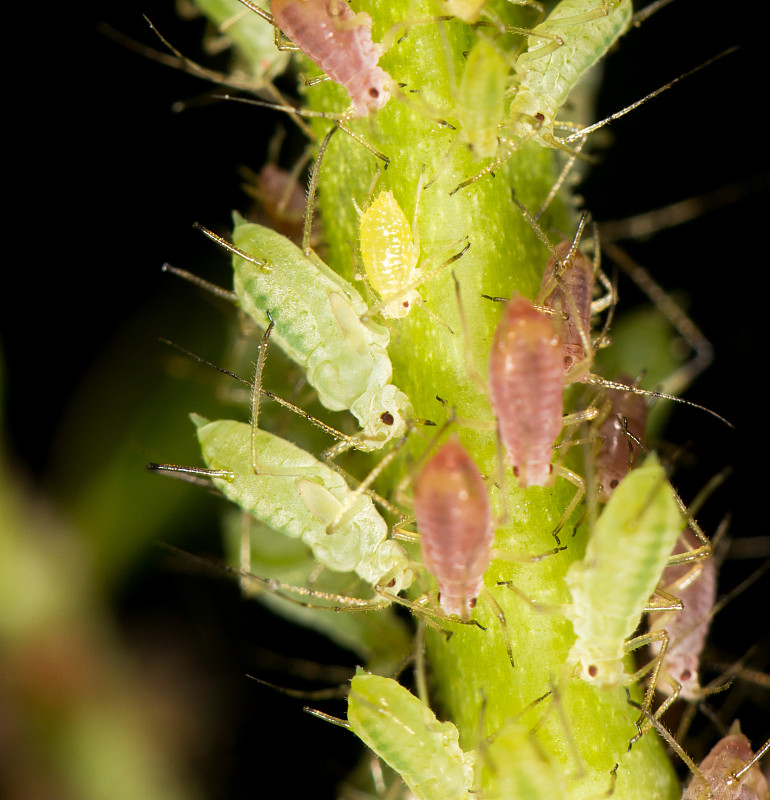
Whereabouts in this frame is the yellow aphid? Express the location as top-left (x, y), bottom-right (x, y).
top-left (359, 191), bottom-right (422, 320)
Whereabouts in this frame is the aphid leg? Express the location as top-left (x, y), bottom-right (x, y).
top-left (627, 700), bottom-right (711, 792)
top-left (730, 740), bottom-right (770, 785)
top-left (303, 124), bottom-right (337, 256)
top-left (325, 434), bottom-right (410, 533)
top-left (550, 465), bottom-right (586, 543)
top-left (480, 586), bottom-right (515, 668)
top-left (622, 627), bottom-right (670, 728)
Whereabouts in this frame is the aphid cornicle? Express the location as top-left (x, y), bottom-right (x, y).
top-left (488, 295), bottom-right (565, 487)
top-left (682, 723), bottom-right (769, 800)
top-left (238, 0), bottom-right (391, 116)
top-left (413, 437), bottom-right (494, 620)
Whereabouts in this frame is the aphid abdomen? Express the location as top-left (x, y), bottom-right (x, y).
top-left (359, 191), bottom-right (421, 318)
top-left (683, 723), bottom-right (769, 800)
top-left (539, 240), bottom-right (594, 382)
top-left (650, 529), bottom-right (716, 700)
top-left (457, 37), bottom-right (508, 160)
top-left (347, 673), bottom-right (475, 800)
top-left (271, 0), bottom-right (391, 116)
top-left (231, 217), bottom-right (413, 446)
top-left (510, 0), bottom-right (632, 143)
top-left (194, 416), bottom-right (411, 589)
top-left (414, 439), bottom-right (493, 620)
top-left (594, 375), bottom-right (648, 502)
top-left (565, 455), bottom-right (684, 686)
top-left (488, 296), bottom-right (564, 487)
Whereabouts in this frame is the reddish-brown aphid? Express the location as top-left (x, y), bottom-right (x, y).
top-left (594, 374), bottom-right (648, 502)
top-left (538, 239), bottom-right (595, 385)
top-left (683, 723), bottom-right (769, 800)
top-left (649, 528), bottom-right (717, 701)
top-left (271, 0), bottom-right (391, 117)
top-left (488, 296), bottom-right (564, 488)
top-left (413, 438), bottom-right (493, 620)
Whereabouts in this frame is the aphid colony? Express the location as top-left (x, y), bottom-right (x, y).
top-left (144, 2), bottom-right (759, 798)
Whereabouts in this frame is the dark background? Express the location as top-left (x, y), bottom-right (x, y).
top-left (3, 1), bottom-right (766, 797)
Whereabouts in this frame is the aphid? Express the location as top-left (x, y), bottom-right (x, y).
top-left (347, 672), bottom-right (475, 800)
top-left (648, 528), bottom-right (717, 702)
top-left (191, 413), bottom-right (413, 591)
top-left (507, 0), bottom-right (633, 148)
top-left (682, 723), bottom-right (769, 800)
top-left (236, 0), bottom-right (391, 117)
top-left (358, 186), bottom-right (469, 321)
top-left (455, 35), bottom-right (509, 161)
top-left (488, 294), bottom-right (583, 488)
top-left (593, 374), bottom-right (648, 502)
top-left (413, 437), bottom-right (494, 619)
top-left (196, 216), bottom-right (414, 452)
top-left (563, 455), bottom-right (685, 716)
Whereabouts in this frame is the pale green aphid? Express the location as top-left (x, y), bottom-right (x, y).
top-left (347, 672), bottom-right (475, 800)
top-left (228, 214), bottom-right (414, 451)
top-left (478, 718), bottom-right (567, 800)
top-left (564, 455), bottom-right (683, 693)
top-left (452, 0), bottom-right (633, 192)
top-left (193, 414), bottom-right (413, 592)
top-left (508, 0), bottom-right (633, 148)
top-left (456, 36), bottom-right (509, 161)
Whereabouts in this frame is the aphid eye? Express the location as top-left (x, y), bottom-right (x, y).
top-left (610, 479), bottom-right (619, 489)
top-left (369, 87), bottom-right (380, 98)
top-left (587, 664), bottom-right (598, 678)
top-left (381, 411), bottom-right (395, 426)
top-left (680, 669), bottom-right (692, 682)
top-left (513, 466), bottom-right (520, 477)
top-left (564, 356), bottom-right (573, 367)
top-left (402, 301), bottom-right (410, 308)
top-left (386, 578), bottom-right (396, 588)
top-left (469, 597), bottom-right (477, 609)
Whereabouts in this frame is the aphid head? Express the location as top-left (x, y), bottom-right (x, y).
top-left (382, 289), bottom-right (421, 320)
top-left (352, 68), bottom-right (391, 117)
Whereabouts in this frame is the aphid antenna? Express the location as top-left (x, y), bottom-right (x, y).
top-left (134, 14), bottom-right (313, 136)
top-left (603, 241), bottom-right (714, 397)
top-left (161, 262), bottom-right (238, 303)
top-left (146, 461), bottom-right (235, 488)
top-left (157, 336), bottom-right (362, 452)
top-left (160, 542), bottom-right (393, 612)
top-left (561, 48), bottom-right (739, 145)
top-left (246, 673), bottom-right (350, 701)
top-left (212, 93), bottom-right (390, 168)
top-left (304, 706), bottom-right (351, 730)
top-left (302, 124), bottom-right (338, 257)
top-left (599, 175), bottom-right (770, 243)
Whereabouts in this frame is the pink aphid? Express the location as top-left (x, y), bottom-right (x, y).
top-left (649, 528), bottom-right (717, 701)
top-left (413, 438), bottom-right (493, 620)
top-left (488, 295), bottom-right (564, 488)
top-left (271, 0), bottom-right (391, 117)
top-left (683, 723), bottom-right (769, 800)
top-left (538, 240), bottom-right (594, 385)
top-left (594, 374), bottom-right (648, 502)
